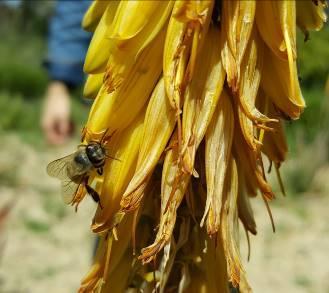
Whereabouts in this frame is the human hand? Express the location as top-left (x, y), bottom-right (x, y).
top-left (41, 81), bottom-right (73, 145)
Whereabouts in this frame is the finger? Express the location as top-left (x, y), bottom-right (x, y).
top-left (44, 121), bottom-right (66, 145)
top-left (57, 117), bottom-right (70, 136)
top-left (46, 127), bottom-right (64, 145)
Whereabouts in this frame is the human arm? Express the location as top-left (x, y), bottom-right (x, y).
top-left (41, 0), bottom-right (91, 145)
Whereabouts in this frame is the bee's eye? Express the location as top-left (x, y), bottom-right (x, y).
top-left (86, 144), bottom-right (105, 165)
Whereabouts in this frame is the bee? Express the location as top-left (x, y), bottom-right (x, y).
top-left (47, 131), bottom-right (112, 208)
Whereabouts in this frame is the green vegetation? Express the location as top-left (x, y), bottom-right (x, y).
top-left (0, 3), bottom-right (88, 146)
top-left (24, 218), bottom-right (50, 234)
top-left (32, 267), bottom-right (59, 279)
top-left (42, 193), bottom-right (68, 220)
top-left (294, 275), bottom-right (311, 288)
top-left (298, 26), bottom-right (329, 87)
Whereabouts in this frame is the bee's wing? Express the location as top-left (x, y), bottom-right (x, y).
top-left (61, 177), bottom-right (84, 204)
top-left (47, 154), bottom-right (76, 180)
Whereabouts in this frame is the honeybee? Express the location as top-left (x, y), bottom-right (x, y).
top-left (47, 132), bottom-right (112, 207)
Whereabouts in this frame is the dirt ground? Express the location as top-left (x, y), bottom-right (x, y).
top-left (0, 134), bottom-right (328, 293)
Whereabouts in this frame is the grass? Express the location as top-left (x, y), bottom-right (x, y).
top-left (0, 168), bottom-right (19, 187)
top-left (285, 86), bottom-right (329, 150)
top-left (24, 218), bottom-right (50, 234)
top-left (32, 267), bottom-right (59, 279)
top-left (282, 134), bottom-right (328, 196)
top-left (294, 275), bottom-right (311, 288)
top-left (42, 193), bottom-right (68, 221)
top-left (0, 16), bottom-right (88, 146)
top-left (297, 26), bottom-right (329, 87)
top-left (0, 23), bottom-right (48, 98)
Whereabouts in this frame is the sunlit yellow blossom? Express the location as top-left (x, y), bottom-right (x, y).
top-left (47, 0), bottom-right (327, 291)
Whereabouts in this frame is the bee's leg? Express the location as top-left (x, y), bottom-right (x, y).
top-left (97, 167), bottom-right (103, 176)
top-left (85, 181), bottom-right (103, 209)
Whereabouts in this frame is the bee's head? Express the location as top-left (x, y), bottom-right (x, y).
top-left (86, 143), bottom-right (106, 167)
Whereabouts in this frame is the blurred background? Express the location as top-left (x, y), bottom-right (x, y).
top-left (0, 1), bottom-right (328, 293)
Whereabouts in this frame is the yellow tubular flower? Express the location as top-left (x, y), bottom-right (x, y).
top-left (279, 1), bottom-right (298, 97)
top-left (140, 24), bottom-right (225, 262)
top-left (83, 73), bottom-right (104, 99)
top-left (201, 235), bottom-right (230, 293)
top-left (84, 1), bottom-right (120, 73)
top-left (296, 0), bottom-right (327, 40)
top-left (103, 214), bottom-right (135, 279)
top-left (104, 0), bottom-right (174, 92)
top-left (259, 96), bottom-right (288, 166)
top-left (237, 107), bottom-right (260, 153)
top-left (164, 0), bottom-right (214, 103)
top-left (233, 118), bottom-right (274, 200)
top-left (202, 90), bottom-right (234, 235)
top-left (163, 0), bottom-right (214, 150)
top-left (82, 0), bottom-right (110, 32)
top-left (92, 110), bottom-right (144, 232)
top-left (100, 248), bottom-right (133, 293)
top-left (221, 0), bottom-right (256, 85)
top-left (79, 214), bottom-right (134, 292)
top-left (84, 27), bottom-right (166, 140)
top-left (256, 0), bottom-right (298, 103)
top-left (220, 158), bottom-right (244, 287)
top-left (261, 45), bottom-right (305, 120)
top-left (256, 1), bottom-right (289, 61)
top-left (181, 24), bottom-right (225, 173)
top-left (79, 236), bottom-right (106, 292)
top-left (120, 78), bottom-right (176, 212)
top-left (156, 216), bottom-right (190, 292)
top-left (262, 121), bottom-right (287, 166)
top-left (189, 227), bottom-right (230, 293)
top-left (237, 177), bottom-right (257, 236)
top-left (238, 28), bottom-right (277, 126)
top-left (139, 134), bottom-right (189, 264)
top-left (46, 0), bottom-right (327, 291)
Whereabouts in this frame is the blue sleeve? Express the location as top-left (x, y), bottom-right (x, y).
top-left (45, 0), bottom-right (92, 87)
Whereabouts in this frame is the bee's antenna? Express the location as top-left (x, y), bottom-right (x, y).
top-left (105, 154), bottom-right (122, 162)
top-left (100, 128), bottom-right (115, 145)
top-left (100, 128), bottom-right (110, 145)
top-left (103, 129), bottom-right (119, 147)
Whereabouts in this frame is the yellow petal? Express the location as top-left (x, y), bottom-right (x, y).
top-left (237, 173), bottom-right (257, 235)
top-left (104, 0), bottom-right (173, 92)
top-left (201, 89), bottom-right (234, 234)
top-left (221, 0), bottom-right (256, 82)
top-left (85, 28), bottom-right (166, 139)
top-left (120, 78), bottom-right (176, 212)
top-left (296, 0), bottom-right (327, 40)
top-left (238, 28), bottom-right (277, 125)
top-left (100, 247), bottom-right (133, 293)
top-left (83, 73), bottom-right (104, 99)
top-left (141, 24), bottom-right (225, 261)
top-left (91, 110), bottom-right (144, 232)
top-left (82, 0), bottom-right (111, 32)
top-left (163, 0), bottom-right (214, 110)
top-left (182, 24), bottom-right (226, 173)
top-left (140, 134), bottom-right (190, 263)
top-left (255, 1), bottom-right (286, 60)
top-left (221, 158), bottom-right (245, 287)
top-left (261, 46), bottom-right (305, 120)
top-left (84, 2), bottom-right (120, 73)
top-left (233, 119), bottom-right (274, 200)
